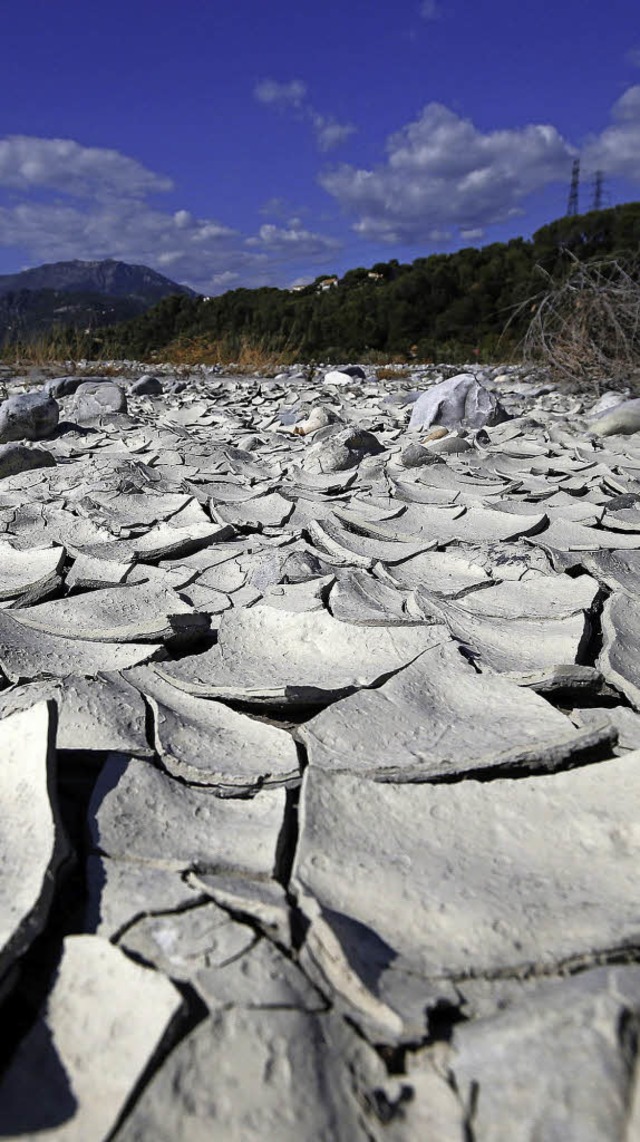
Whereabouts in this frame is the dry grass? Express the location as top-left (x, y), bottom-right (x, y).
top-left (513, 254), bottom-right (640, 393)
top-left (157, 334), bottom-right (303, 373)
top-left (375, 366), bottom-right (413, 380)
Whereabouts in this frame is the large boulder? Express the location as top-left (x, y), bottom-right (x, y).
top-left (68, 382), bottom-right (128, 422)
top-left (0, 392), bottom-right (59, 443)
top-left (408, 372), bottom-right (508, 432)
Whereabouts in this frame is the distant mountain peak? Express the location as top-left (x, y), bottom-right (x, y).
top-left (0, 259), bottom-right (198, 303)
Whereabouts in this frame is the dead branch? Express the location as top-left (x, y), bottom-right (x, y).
top-left (513, 253), bottom-right (640, 392)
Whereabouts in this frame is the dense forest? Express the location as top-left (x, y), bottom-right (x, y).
top-left (10, 202), bottom-right (640, 364)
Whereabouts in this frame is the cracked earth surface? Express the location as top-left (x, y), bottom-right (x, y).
top-left (1, 360), bottom-right (640, 1139)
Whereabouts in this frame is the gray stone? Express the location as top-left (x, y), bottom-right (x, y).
top-left (0, 391), bottom-right (59, 443)
top-left (130, 374), bottom-right (163, 395)
top-left (303, 426), bottom-right (385, 473)
top-left (44, 374), bottom-right (113, 399)
top-left (399, 442), bottom-right (441, 468)
top-left (68, 381), bottom-right (127, 421)
top-left (408, 373), bottom-right (507, 431)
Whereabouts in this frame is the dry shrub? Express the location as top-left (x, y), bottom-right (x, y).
top-left (375, 366), bottom-right (413, 380)
top-left (159, 334), bottom-right (302, 372)
top-left (517, 254), bottom-right (640, 392)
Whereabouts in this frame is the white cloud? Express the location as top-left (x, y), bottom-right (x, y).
top-left (0, 134), bottom-right (342, 294)
top-left (626, 47), bottom-right (640, 68)
top-left (254, 79), bottom-right (307, 109)
top-left (320, 102), bottom-right (575, 243)
top-left (246, 222), bottom-right (340, 258)
top-left (419, 0), bottom-right (440, 20)
top-left (582, 85), bottom-right (640, 180)
top-left (0, 136), bottom-right (171, 199)
top-left (255, 77), bottom-right (355, 152)
top-left (311, 114), bottom-right (357, 152)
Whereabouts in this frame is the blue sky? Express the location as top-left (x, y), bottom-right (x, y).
top-left (1, 0), bottom-right (639, 293)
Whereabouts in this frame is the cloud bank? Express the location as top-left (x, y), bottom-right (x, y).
top-left (1, 86), bottom-right (640, 291)
top-left (320, 86), bottom-right (640, 244)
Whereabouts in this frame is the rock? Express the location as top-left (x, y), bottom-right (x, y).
top-left (0, 391), bottom-right (59, 443)
top-left (130, 374), bottom-right (163, 395)
top-left (589, 396), bottom-right (640, 435)
top-left (68, 381), bottom-right (127, 421)
top-left (44, 374), bottom-right (113, 399)
top-left (588, 390), bottom-right (630, 417)
top-left (0, 703), bottom-right (67, 988)
top-left (303, 426), bottom-right (385, 473)
top-left (323, 369), bottom-right (354, 386)
top-left (292, 406), bottom-right (339, 435)
top-left (408, 373), bottom-right (508, 431)
top-left (399, 442), bottom-right (441, 468)
top-left (0, 935), bottom-right (182, 1140)
top-left (0, 442), bottom-right (56, 478)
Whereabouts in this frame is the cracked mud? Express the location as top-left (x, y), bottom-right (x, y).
top-left (1, 361), bottom-right (640, 1139)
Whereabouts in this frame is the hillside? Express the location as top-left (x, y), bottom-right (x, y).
top-left (0, 259), bottom-right (196, 303)
top-left (0, 288), bottom-right (153, 344)
top-left (92, 202), bottom-right (640, 363)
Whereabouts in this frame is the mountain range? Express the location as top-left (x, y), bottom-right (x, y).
top-left (0, 260), bottom-right (197, 345)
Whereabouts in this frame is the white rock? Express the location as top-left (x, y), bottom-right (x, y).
top-left (409, 373), bottom-right (507, 431)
